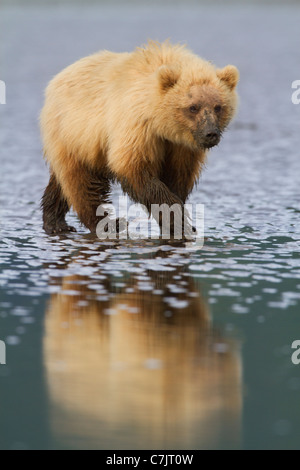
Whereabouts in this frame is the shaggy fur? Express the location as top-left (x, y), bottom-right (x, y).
top-left (40, 41), bottom-right (239, 234)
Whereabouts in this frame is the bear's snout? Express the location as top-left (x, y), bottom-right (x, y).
top-left (193, 126), bottom-right (221, 149)
top-left (204, 129), bottom-right (220, 148)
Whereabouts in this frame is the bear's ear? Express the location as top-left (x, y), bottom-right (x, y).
top-left (157, 65), bottom-right (180, 92)
top-left (217, 65), bottom-right (239, 91)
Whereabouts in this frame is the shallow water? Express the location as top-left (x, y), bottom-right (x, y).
top-left (1, 3), bottom-right (300, 450)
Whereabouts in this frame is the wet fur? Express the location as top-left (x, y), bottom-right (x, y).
top-left (40, 41), bottom-right (239, 234)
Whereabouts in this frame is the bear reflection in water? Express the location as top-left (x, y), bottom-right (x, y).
top-left (44, 244), bottom-right (242, 449)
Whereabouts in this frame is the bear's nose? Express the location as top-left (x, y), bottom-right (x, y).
top-left (204, 131), bottom-right (220, 147)
top-left (206, 132), bottom-right (219, 141)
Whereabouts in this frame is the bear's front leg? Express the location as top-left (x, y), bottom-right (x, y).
top-left (120, 173), bottom-right (192, 239)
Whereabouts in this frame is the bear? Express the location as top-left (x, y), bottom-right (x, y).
top-left (40, 41), bottom-right (239, 236)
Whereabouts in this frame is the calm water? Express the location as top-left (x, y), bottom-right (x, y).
top-left (0, 3), bottom-right (300, 450)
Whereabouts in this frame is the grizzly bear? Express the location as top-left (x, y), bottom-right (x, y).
top-left (40, 41), bottom-right (239, 236)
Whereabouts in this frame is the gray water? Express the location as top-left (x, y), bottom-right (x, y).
top-left (0, 2), bottom-right (300, 450)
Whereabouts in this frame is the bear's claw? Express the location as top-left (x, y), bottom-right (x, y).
top-left (44, 224), bottom-right (77, 235)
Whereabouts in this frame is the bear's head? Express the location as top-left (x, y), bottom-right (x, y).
top-left (156, 62), bottom-right (239, 151)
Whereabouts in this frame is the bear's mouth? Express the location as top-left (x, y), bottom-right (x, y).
top-left (203, 136), bottom-right (220, 149)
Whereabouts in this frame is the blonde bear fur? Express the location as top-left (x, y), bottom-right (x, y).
top-left (40, 41), bottom-right (239, 235)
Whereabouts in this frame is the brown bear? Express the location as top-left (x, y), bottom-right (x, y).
top-left (40, 41), bottom-right (239, 236)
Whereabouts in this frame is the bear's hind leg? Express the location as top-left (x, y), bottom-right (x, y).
top-left (42, 173), bottom-right (76, 234)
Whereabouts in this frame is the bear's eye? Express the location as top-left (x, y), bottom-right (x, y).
top-left (214, 105), bottom-right (222, 113)
top-left (189, 105), bottom-right (200, 114)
